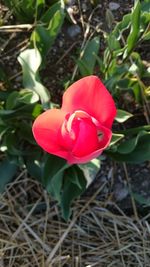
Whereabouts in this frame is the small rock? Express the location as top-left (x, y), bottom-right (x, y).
top-left (109, 2), bottom-right (120, 11)
top-left (59, 40), bottom-right (63, 48)
top-left (15, 76), bottom-right (22, 82)
top-left (82, 3), bottom-right (88, 12)
top-left (65, 0), bottom-right (76, 5)
top-left (67, 25), bottom-right (81, 38)
top-left (114, 183), bottom-right (128, 201)
top-left (58, 67), bottom-right (63, 74)
top-left (107, 167), bottom-right (113, 180)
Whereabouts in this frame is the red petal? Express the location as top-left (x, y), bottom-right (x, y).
top-left (68, 125), bottom-right (112, 164)
top-left (32, 109), bottom-right (68, 159)
top-left (62, 75), bottom-right (116, 128)
top-left (72, 119), bottom-right (99, 158)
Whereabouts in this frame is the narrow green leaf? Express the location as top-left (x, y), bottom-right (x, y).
top-left (43, 154), bottom-right (68, 202)
top-left (117, 131), bottom-right (147, 154)
top-left (78, 36), bottom-right (100, 76)
top-left (132, 82), bottom-right (142, 104)
top-left (69, 166), bottom-right (83, 189)
top-left (5, 88), bottom-right (39, 112)
top-left (6, 91), bottom-right (19, 109)
top-left (112, 13), bottom-right (131, 40)
top-left (18, 48), bottom-right (50, 108)
top-left (142, 30), bottom-right (150, 41)
top-left (108, 132), bottom-right (150, 163)
top-left (0, 103), bottom-right (42, 120)
top-left (132, 192), bottom-right (150, 206)
top-left (31, 2), bottom-right (65, 59)
top-left (19, 89), bottom-right (39, 104)
top-left (61, 165), bottom-right (87, 220)
top-left (76, 59), bottom-right (91, 76)
top-left (0, 159), bottom-right (17, 192)
top-left (0, 110), bottom-right (16, 117)
top-left (124, 0), bottom-right (141, 57)
top-left (4, 132), bottom-right (23, 156)
top-left (41, 1), bottom-right (63, 23)
top-left (0, 124), bottom-right (10, 141)
top-left (19, 121), bottom-right (36, 145)
top-left (0, 91), bottom-right (10, 101)
top-left (106, 9), bottom-right (114, 29)
top-left (26, 154), bottom-right (43, 181)
top-left (109, 133), bottom-right (124, 146)
top-left (32, 104), bottom-right (43, 118)
top-left (115, 109), bottom-right (133, 123)
top-left (79, 158), bottom-right (100, 186)
top-left (117, 78), bottom-right (132, 89)
top-left (4, 0), bottom-right (45, 23)
top-left (107, 35), bottom-right (121, 52)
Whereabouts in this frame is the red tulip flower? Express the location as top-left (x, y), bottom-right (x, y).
top-left (32, 76), bottom-right (116, 164)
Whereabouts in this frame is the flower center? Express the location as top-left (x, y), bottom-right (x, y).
top-left (60, 110), bottom-right (104, 150)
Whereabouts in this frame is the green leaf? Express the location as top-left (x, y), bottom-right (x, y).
top-left (18, 48), bottom-right (50, 108)
top-left (0, 66), bottom-right (10, 86)
top-left (4, 0), bottom-right (45, 23)
top-left (115, 109), bottom-right (133, 123)
top-left (78, 36), bottom-right (100, 76)
top-left (107, 35), bottom-right (121, 52)
top-left (19, 121), bottom-right (36, 145)
top-left (109, 133), bottom-right (124, 146)
top-left (76, 58), bottom-right (91, 76)
top-left (124, 0), bottom-right (141, 58)
top-left (0, 103), bottom-right (42, 120)
top-left (103, 47), bottom-right (111, 67)
top-left (0, 159), bottom-right (17, 192)
top-left (69, 166), bottom-right (83, 189)
top-left (106, 59), bottom-right (128, 78)
top-left (32, 104), bottom-right (42, 118)
top-left (112, 13), bottom-right (131, 40)
top-left (106, 9), bottom-right (114, 29)
top-left (132, 82), bottom-right (142, 103)
top-left (0, 120), bottom-right (10, 141)
top-left (0, 91), bottom-right (10, 101)
top-left (47, 4), bottom-right (64, 39)
top-left (41, 1), bottom-right (63, 23)
top-left (142, 30), bottom-right (150, 41)
top-left (117, 78), bottom-right (132, 89)
top-left (0, 110), bottom-right (18, 120)
top-left (117, 131), bottom-right (147, 154)
top-left (42, 154), bottom-right (68, 202)
top-left (61, 165), bottom-right (87, 220)
top-left (117, 125), bottom-right (150, 135)
top-left (141, 0), bottom-right (150, 30)
top-left (19, 89), bottom-right (39, 104)
top-left (26, 154), bottom-right (43, 181)
top-left (31, 1), bottom-right (65, 59)
top-left (6, 91), bottom-right (19, 109)
top-left (130, 52), bottom-right (145, 76)
top-left (108, 132), bottom-right (150, 163)
top-left (4, 131), bottom-right (23, 156)
top-left (94, 54), bottom-right (104, 72)
top-left (6, 89), bottom-right (39, 111)
top-left (79, 158), bottom-right (100, 186)
top-left (141, 0), bottom-right (150, 13)
top-left (132, 192), bottom-right (150, 206)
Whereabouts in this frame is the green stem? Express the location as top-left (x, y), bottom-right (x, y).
top-left (115, 125), bottom-right (150, 135)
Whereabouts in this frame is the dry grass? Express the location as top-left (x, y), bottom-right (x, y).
top-left (0, 170), bottom-right (150, 267)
